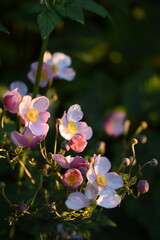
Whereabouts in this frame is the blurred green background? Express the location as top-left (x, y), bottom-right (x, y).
top-left (0, 0), bottom-right (160, 239)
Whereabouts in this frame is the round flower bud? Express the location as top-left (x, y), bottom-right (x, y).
top-left (16, 202), bottom-right (27, 213)
top-left (129, 156), bottom-right (136, 166)
top-left (131, 138), bottom-right (138, 145)
top-left (141, 121), bottom-right (148, 129)
top-left (137, 180), bottom-right (149, 194)
top-left (88, 157), bottom-right (95, 164)
top-left (61, 141), bottom-right (70, 151)
top-left (121, 157), bottom-right (130, 166)
top-left (150, 158), bottom-right (158, 168)
top-left (138, 135), bottom-right (147, 144)
top-left (2, 88), bottom-right (22, 114)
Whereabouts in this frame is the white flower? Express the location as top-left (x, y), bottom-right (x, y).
top-left (65, 182), bottom-right (121, 210)
top-left (86, 155), bottom-right (124, 194)
top-left (43, 51), bottom-right (76, 81)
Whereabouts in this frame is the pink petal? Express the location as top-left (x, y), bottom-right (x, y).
top-left (65, 192), bottom-right (89, 210)
top-left (19, 96), bottom-right (32, 115)
top-left (31, 96), bottom-right (49, 112)
top-left (28, 135), bottom-right (45, 148)
top-left (39, 112), bottom-right (50, 123)
top-left (52, 154), bottom-right (70, 169)
top-left (11, 131), bottom-right (30, 147)
top-left (97, 190), bottom-right (121, 208)
top-left (43, 51), bottom-right (52, 64)
top-left (106, 172), bottom-right (124, 189)
top-left (29, 122), bottom-right (49, 136)
top-left (77, 121), bottom-right (93, 140)
top-left (94, 156), bottom-right (111, 175)
top-left (67, 104), bottom-right (83, 122)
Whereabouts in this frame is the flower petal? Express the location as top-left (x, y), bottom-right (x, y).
top-left (94, 156), bottom-right (111, 175)
top-left (52, 52), bottom-right (71, 68)
top-left (85, 182), bottom-right (99, 200)
top-left (10, 81), bottom-right (28, 96)
top-left (11, 131), bottom-right (30, 147)
top-left (67, 104), bottom-right (83, 122)
top-left (86, 167), bottom-right (96, 182)
top-left (106, 172), bottom-right (124, 189)
top-left (52, 154), bottom-right (70, 168)
top-left (97, 190), bottom-right (121, 208)
top-left (65, 192), bottom-right (89, 210)
top-left (77, 122), bottom-right (93, 140)
top-left (31, 96), bottom-right (49, 112)
top-left (59, 124), bottom-right (73, 140)
top-left (29, 122), bottom-right (49, 136)
top-left (56, 68), bottom-right (76, 81)
top-left (39, 112), bottom-right (50, 123)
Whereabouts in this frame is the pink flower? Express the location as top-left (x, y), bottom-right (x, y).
top-left (43, 51), bottom-right (76, 81)
top-left (59, 104), bottom-right (93, 141)
top-left (27, 62), bottom-right (53, 88)
top-left (86, 155), bottom-right (124, 194)
top-left (69, 133), bottom-right (87, 152)
top-left (65, 182), bottom-right (121, 210)
top-left (19, 96), bottom-right (50, 136)
top-left (62, 168), bottom-right (83, 189)
top-left (104, 111), bottom-right (126, 137)
top-left (2, 88), bottom-right (22, 114)
top-left (52, 154), bottom-right (89, 174)
top-left (11, 127), bottom-right (46, 148)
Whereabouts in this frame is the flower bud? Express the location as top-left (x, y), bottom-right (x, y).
top-left (121, 157), bottom-right (130, 166)
top-left (141, 121), bottom-right (148, 129)
top-left (88, 157), bottom-right (95, 164)
top-left (150, 158), bottom-right (158, 167)
top-left (129, 156), bottom-right (136, 166)
top-left (2, 88), bottom-right (22, 114)
top-left (16, 202), bottom-right (27, 213)
top-left (0, 181), bottom-right (6, 189)
top-left (131, 138), bottom-right (138, 145)
top-left (97, 141), bottom-right (106, 155)
top-left (137, 180), bottom-right (149, 194)
top-left (61, 141), bottom-right (70, 151)
top-left (138, 135), bottom-right (147, 144)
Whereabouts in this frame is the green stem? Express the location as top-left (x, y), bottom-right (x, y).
top-left (17, 148), bottom-right (27, 187)
top-left (32, 36), bottom-right (49, 98)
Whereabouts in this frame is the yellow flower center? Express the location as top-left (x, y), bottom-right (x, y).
top-left (95, 174), bottom-right (108, 187)
top-left (52, 65), bottom-right (59, 74)
top-left (65, 172), bottom-right (78, 186)
top-left (26, 108), bottom-right (39, 122)
top-left (34, 69), bottom-right (47, 82)
top-left (67, 121), bottom-right (78, 134)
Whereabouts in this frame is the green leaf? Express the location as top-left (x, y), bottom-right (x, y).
top-left (73, 0), bottom-right (112, 20)
top-left (55, 4), bottom-right (84, 24)
top-left (37, 9), bottom-right (61, 39)
top-left (0, 23), bottom-right (9, 34)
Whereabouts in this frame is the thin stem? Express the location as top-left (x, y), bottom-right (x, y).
top-left (32, 36), bottom-right (49, 98)
top-left (17, 148), bottom-right (27, 187)
top-left (17, 158), bottom-right (35, 184)
top-left (54, 120), bottom-right (59, 154)
top-left (28, 173), bottom-right (43, 209)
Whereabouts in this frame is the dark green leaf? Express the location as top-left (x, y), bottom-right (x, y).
top-left (26, 3), bottom-right (45, 14)
top-left (37, 9), bottom-right (61, 39)
top-left (0, 23), bottom-right (9, 34)
top-left (55, 4), bottom-right (84, 24)
top-left (73, 0), bottom-right (112, 20)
